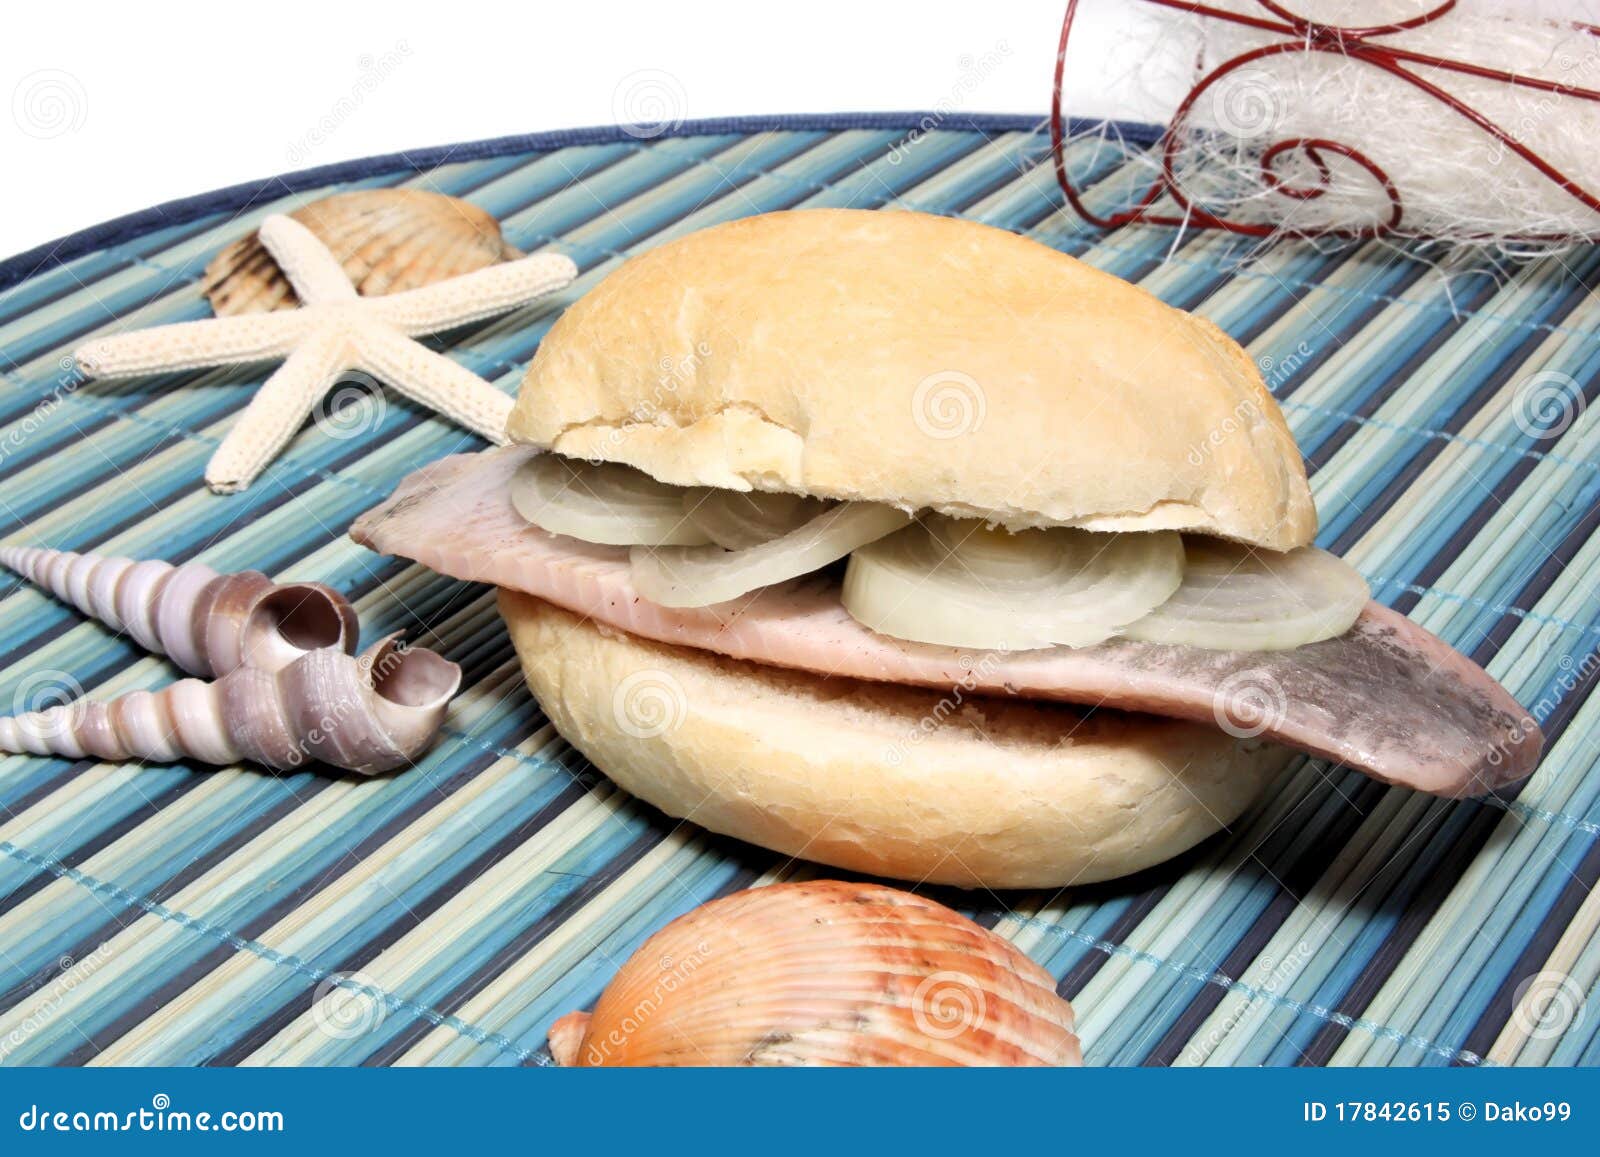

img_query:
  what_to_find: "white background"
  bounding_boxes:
[0,0,1166,258]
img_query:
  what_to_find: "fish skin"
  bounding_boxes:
[350,446,1542,798]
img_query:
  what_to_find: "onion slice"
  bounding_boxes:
[510,455,711,546]
[1123,538,1369,650]
[630,503,910,608]
[682,488,835,549]
[842,516,1184,651]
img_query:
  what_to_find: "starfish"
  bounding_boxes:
[73,214,577,493]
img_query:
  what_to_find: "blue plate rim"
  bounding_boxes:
[0,111,1163,293]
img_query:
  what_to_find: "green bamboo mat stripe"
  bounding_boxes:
[0,118,1596,1067]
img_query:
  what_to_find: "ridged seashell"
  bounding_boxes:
[201,188,523,316]
[0,634,460,775]
[0,546,358,677]
[547,880,1081,1067]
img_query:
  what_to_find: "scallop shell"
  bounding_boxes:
[547,880,1081,1067]
[0,634,460,775]
[201,189,522,316]
[0,546,358,677]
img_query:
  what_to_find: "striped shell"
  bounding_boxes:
[0,546,357,677]
[0,634,459,775]
[201,189,521,316]
[547,880,1081,1067]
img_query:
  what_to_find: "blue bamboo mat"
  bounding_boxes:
[0,113,1596,1068]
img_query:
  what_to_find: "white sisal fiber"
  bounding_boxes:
[1076,0,1600,248]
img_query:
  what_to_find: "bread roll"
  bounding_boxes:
[510,209,1314,549]
[501,591,1294,888]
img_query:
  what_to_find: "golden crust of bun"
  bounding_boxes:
[501,590,1293,889]
[510,208,1315,549]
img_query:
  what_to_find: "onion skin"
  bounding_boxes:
[547,880,1081,1067]
[1123,540,1369,651]
[509,454,711,546]
[843,518,1182,650]
[683,488,833,549]
[629,503,909,608]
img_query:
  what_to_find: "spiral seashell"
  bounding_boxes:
[201,189,523,317]
[547,880,1081,1067]
[0,545,358,677]
[0,634,460,775]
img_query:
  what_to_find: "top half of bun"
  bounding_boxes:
[509,209,1315,549]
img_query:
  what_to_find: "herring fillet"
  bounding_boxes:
[350,447,1542,798]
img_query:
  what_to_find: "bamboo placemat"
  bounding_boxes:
[0,113,1595,1067]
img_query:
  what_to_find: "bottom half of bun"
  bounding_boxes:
[499,590,1295,889]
